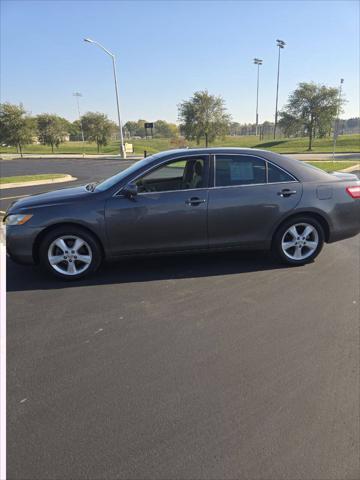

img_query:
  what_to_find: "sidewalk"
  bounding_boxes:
[0,154,142,161]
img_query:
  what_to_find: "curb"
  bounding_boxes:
[0,174,77,190]
[339,164,360,172]
[0,154,142,161]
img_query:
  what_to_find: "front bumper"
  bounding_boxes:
[5,224,40,265]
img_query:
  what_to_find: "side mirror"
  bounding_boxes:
[122,182,138,198]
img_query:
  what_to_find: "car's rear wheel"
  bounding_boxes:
[39,226,102,280]
[273,216,324,265]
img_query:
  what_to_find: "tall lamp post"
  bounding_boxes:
[83,38,126,158]
[73,92,85,155]
[332,78,344,161]
[274,39,286,139]
[253,58,263,137]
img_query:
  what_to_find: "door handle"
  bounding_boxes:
[185,197,207,206]
[278,189,297,198]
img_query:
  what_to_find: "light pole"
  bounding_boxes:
[332,78,344,161]
[253,58,263,137]
[73,92,85,155]
[274,39,286,139]
[83,38,126,158]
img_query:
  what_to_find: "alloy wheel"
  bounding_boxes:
[47,235,93,276]
[281,223,319,261]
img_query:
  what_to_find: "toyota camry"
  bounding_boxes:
[4,148,360,280]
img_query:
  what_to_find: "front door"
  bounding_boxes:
[105,155,210,256]
[208,154,303,248]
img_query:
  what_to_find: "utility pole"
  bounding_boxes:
[84,38,126,158]
[332,78,344,161]
[253,58,263,137]
[274,39,286,139]
[73,92,85,156]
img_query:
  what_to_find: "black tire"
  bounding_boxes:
[272,216,325,266]
[39,225,102,280]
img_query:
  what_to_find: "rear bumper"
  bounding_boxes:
[328,227,360,243]
[327,200,360,243]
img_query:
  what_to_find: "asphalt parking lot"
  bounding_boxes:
[0,157,135,212]
[3,157,360,479]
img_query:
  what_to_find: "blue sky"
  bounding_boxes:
[1,0,359,124]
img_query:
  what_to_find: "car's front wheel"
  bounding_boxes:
[39,226,102,280]
[273,216,325,265]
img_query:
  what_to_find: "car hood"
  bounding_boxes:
[7,185,93,212]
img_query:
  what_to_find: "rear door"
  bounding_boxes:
[105,155,210,255]
[208,154,302,248]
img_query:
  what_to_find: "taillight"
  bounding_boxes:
[346,186,360,199]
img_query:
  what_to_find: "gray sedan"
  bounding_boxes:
[4,148,360,280]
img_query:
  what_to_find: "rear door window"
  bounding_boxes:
[215,155,266,187]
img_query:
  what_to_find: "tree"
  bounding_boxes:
[280,82,341,150]
[229,122,241,136]
[0,103,34,157]
[81,112,116,152]
[178,90,231,147]
[123,119,147,138]
[154,120,178,138]
[315,110,334,138]
[68,120,82,140]
[124,119,179,139]
[278,112,303,137]
[134,119,147,137]
[36,114,69,152]
[123,121,138,137]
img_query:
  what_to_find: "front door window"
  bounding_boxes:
[136,157,208,193]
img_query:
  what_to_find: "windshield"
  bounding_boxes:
[95,153,164,192]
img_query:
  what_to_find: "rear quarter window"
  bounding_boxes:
[267,163,295,183]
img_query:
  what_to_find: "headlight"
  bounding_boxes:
[4,214,33,226]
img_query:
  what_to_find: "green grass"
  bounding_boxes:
[0,173,66,184]
[130,134,360,155]
[1,134,359,155]
[305,161,359,172]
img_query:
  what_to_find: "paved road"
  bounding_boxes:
[0,157,134,212]
[7,237,360,479]
[4,155,360,479]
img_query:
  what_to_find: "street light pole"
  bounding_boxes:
[83,38,126,159]
[332,78,344,161]
[274,39,286,139]
[73,92,85,156]
[253,58,263,137]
